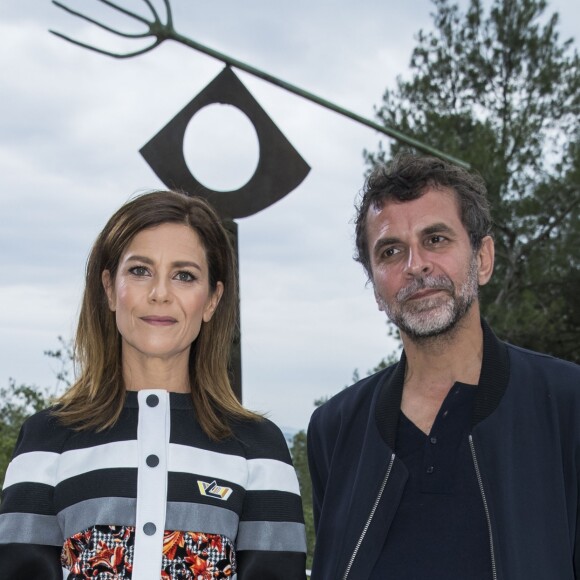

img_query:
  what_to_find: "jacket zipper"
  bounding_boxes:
[342,453,396,580]
[469,435,498,580]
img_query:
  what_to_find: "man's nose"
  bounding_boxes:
[404,246,433,277]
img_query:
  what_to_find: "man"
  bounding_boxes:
[307,154,580,579]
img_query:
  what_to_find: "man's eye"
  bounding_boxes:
[175,271,195,282]
[129,266,149,276]
[429,235,445,244]
[383,247,399,258]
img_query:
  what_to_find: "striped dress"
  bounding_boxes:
[0,390,307,579]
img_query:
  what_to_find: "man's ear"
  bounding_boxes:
[102,270,116,311]
[477,236,495,286]
[203,281,224,323]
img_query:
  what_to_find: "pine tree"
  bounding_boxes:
[365,0,580,361]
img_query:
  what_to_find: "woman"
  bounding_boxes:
[0,191,307,579]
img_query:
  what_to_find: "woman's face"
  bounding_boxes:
[102,222,223,366]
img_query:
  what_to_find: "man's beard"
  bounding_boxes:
[376,256,480,341]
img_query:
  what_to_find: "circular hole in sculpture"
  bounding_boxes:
[183,104,259,192]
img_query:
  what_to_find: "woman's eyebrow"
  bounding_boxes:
[125,255,202,271]
[125,255,154,265]
[172,260,202,271]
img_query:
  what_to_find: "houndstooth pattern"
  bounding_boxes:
[61,525,236,579]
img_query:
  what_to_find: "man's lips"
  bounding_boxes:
[140,316,177,326]
[406,288,446,301]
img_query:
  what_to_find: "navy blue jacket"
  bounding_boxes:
[308,321,580,579]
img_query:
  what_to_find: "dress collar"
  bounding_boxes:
[124,390,194,409]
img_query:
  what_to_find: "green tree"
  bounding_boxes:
[365,0,580,361]
[0,380,52,485]
[0,337,73,486]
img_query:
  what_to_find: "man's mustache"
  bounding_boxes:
[397,275,455,302]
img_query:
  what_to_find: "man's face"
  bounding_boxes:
[366,187,494,341]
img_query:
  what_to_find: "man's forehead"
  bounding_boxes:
[367,185,461,217]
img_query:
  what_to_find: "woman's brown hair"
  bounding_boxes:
[55,190,260,439]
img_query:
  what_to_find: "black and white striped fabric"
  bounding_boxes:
[0,390,307,579]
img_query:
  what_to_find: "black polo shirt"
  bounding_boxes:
[371,382,493,578]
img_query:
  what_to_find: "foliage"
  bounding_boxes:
[365,0,580,361]
[43,335,75,390]
[0,380,53,486]
[290,430,315,570]
[0,337,73,487]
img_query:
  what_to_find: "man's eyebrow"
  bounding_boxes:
[372,223,458,254]
[373,237,401,254]
[422,223,456,236]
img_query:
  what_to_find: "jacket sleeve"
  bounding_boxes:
[576,460,580,578]
[0,410,65,578]
[576,508,580,579]
[234,419,307,579]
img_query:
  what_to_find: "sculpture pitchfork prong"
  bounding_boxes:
[50,0,471,168]
[50,0,173,59]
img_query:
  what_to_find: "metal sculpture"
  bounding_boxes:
[50,0,470,168]
[140,66,310,220]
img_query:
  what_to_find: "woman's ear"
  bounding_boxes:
[203,281,224,323]
[102,270,116,311]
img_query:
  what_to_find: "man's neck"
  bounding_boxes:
[399,307,484,434]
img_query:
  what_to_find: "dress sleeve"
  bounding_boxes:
[0,410,65,577]
[234,419,307,579]
[307,407,328,533]
[0,544,63,579]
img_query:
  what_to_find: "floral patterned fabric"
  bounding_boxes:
[61,525,236,579]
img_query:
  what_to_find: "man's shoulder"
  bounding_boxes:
[310,363,397,429]
[505,342,580,395]
[506,342,579,375]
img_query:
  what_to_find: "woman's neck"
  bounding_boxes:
[121,349,191,393]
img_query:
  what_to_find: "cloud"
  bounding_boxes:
[1,0,577,431]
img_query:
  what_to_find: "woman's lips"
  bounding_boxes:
[140,316,177,326]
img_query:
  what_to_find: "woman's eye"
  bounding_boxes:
[129,266,149,276]
[175,271,195,282]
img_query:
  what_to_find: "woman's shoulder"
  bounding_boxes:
[229,417,292,463]
[13,407,71,456]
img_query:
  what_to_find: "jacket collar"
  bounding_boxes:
[375,318,510,448]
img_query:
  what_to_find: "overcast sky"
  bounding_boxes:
[1,0,578,432]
